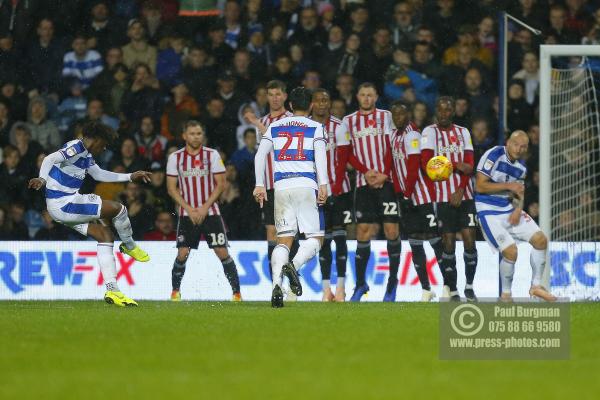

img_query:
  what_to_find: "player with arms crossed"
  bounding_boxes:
[253,87,328,308]
[166,121,241,301]
[389,101,444,302]
[311,88,352,302]
[475,131,556,301]
[28,121,150,307]
[340,82,401,302]
[421,96,478,301]
[245,80,294,276]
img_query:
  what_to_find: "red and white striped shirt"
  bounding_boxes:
[259,110,293,190]
[324,115,351,194]
[166,146,226,216]
[391,124,434,205]
[343,108,394,188]
[420,124,474,202]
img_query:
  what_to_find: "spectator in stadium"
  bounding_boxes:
[232,48,259,97]
[477,15,497,54]
[302,70,322,90]
[242,0,268,33]
[26,96,62,152]
[156,34,185,88]
[56,79,87,133]
[219,163,245,239]
[346,4,371,45]
[5,201,29,240]
[70,99,119,140]
[247,85,268,119]
[87,47,125,103]
[463,67,493,120]
[289,6,326,62]
[270,54,295,90]
[390,1,418,49]
[0,0,36,47]
[62,33,104,90]
[507,28,536,76]
[443,24,493,69]
[471,117,494,165]
[140,0,171,47]
[358,26,394,91]
[0,32,22,84]
[412,40,442,80]
[160,81,200,141]
[582,8,600,45]
[221,0,245,50]
[23,151,48,212]
[121,63,163,124]
[330,98,346,120]
[0,80,27,121]
[98,63,130,119]
[143,211,176,241]
[0,205,11,239]
[24,18,64,96]
[207,21,234,67]
[135,116,167,163]
[512,51,540,106]
[564,0,590,37]
[9,122,42,176]
[83,0,125,55]
[546,4,579,44]
[246,26,268,72]
[319,25,345,87]
[289,43,311,82]
[411,100,430,131]
[509,0,547,34]
[424,0,464,50]
[202,97,237,156]
[147,161,172,212]
[230,127,257,178]
[507,79,533,132]
[0,99,12,147]
[439,45,489,96]
[453,95,471,127]
[0,144,27,206]
[119,181,155,239]
[236,104,256,149]
[335,73,358,112]
[111,136,149,174]
[265,23,288,66]
[182,46,217,105]
[216,72,248,124]
[526,123,540,169]
[34,210,72,240]
[121,19,158,73]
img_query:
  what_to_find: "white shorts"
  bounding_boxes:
[477,210,540,252]
[46,192,103,235]
[274,187,325,238]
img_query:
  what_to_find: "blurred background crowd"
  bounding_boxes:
[1,0,598,240]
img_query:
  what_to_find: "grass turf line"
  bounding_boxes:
[1,301,599,400]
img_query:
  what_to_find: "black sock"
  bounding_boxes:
[441,252,458,292]
[387,236,402,282]
[409,239,430,290]
[319,237,333,280]
[221,256,241,294]
[333,230,348,278]
[355,241,371,286]
[464,249,478,286]
[172,258,187,291]
[429,237,446,285]
[289,236,300,260]
[267,240,276,279]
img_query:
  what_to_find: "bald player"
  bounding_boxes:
[474,130,556,301]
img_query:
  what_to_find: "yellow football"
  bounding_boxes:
[426,155,453,182]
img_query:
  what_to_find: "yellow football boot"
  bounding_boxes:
[232,292,242,302]
[119,243,150,262]
[104,291,138,307]
[171,290,181,302]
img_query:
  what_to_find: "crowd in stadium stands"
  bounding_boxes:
[0,0,598,241]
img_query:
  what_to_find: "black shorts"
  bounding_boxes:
[436,199,478,233]
[261,189,275,226]
[324,191,354,231]
[399,199,438,237]
[176,215,229,249]
[354,182,399,224]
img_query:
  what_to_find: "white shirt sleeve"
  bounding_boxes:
[420,126,436,151]
[314,138,328,186]
[254,130,273,187]
[166,152,178,176]
[384,111,394,135]
[462,127,474,152]
[336,120,351,146]
[210,151,226,174]
[87,164,131,182]
[404,130,422,156]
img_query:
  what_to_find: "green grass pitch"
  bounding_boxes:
[1,301,599,400]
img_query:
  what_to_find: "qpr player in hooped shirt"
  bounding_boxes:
[474,130,556,302]
[253,87,329,308]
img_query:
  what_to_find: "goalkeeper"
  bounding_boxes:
[474,130,556,301]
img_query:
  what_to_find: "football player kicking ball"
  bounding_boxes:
[166,121,241,301]
[475,131,556,301]
[389,101,444,302]
[254,87,328,308]
[311,88,352,302]
[28,121,150,307]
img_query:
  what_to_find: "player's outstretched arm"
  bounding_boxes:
[28,151,65,190]
[87,164,151,183]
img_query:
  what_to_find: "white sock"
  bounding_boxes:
[112,205,136,250]
[292,237,321,271]
[530,248,546,287]
[271,244,289,288]
[500,257,515,295]
[337,276,345,289]
[98,243,119,292]
[322,280,331,290]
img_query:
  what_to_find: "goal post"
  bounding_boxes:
[539,45,600,290]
